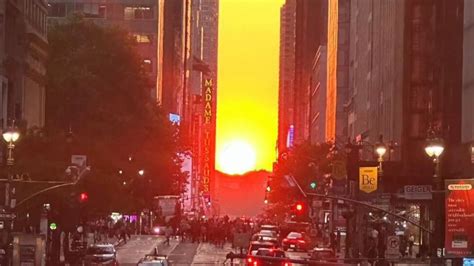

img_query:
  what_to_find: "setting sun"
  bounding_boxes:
[217,140,257,175]
[217,0,283,172]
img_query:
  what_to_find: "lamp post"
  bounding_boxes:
[3,127,20,166]
[424,134,444,258]
[424,136,444,189]
[2,126,20,209]
[374,135,387,176]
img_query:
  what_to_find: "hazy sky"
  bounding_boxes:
[216,0,284,172]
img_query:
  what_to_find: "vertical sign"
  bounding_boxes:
[445,179,474,257]
[201,78,215,198]
[359,167,378,193]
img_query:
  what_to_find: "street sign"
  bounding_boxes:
[359,167,378,193]
[404,185,432,200]
[71,155,87,167]
[385,236,401,259]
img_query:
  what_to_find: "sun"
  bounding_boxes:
[217,140,257,175]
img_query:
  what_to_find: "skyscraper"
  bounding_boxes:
[185,0,219,213]
[48,0,165,103]
[325,0,349,143]
[278,0,296,153]
[1,0,48,129]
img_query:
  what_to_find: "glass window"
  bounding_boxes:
[133,34,153,44]
[82,3,106,18]
[124,6,153,20]
[49,3,66,17]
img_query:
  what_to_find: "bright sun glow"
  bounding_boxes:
[217,140,257,175]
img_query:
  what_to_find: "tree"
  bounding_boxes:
[267,142,332,218]
[11,17,187,214]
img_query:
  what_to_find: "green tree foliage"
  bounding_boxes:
[267,142,332,218]
[11,18,187,214]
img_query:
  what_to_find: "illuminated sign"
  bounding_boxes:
[286,125,294,148]
[359,167,378,193]
[202,78,213,194]
[169,113,181,125]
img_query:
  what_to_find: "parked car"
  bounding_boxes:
[84,244,118,265]
[281,232,310,251]
[247,248,290,266]
[309,247,337,262]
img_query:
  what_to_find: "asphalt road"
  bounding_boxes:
[167,242,200,265]
[116,235,164,265]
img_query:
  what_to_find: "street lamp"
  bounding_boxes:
[374,135,387,175]
[3,127,20,166]
[424,136,444,188]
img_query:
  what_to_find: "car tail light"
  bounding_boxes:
[248,257,253,263]
[297,240,305,244]
[283,262,291,266]
[282,238,288,242]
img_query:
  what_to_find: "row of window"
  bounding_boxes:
[48,3,154,20]
[25,0,48,36]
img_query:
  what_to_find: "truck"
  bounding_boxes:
[153,195,180,223]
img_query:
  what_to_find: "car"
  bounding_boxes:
[309,247,337,262]
[260,224,279,232]
[248,241,278,256]
[259,230,278,238]
[247,248,291,266]
[281,232,310,252]
[137,248,170,266]
[83,244,118,265]
[251,234,280,247]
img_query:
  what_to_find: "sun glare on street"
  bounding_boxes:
[217,140,257,175]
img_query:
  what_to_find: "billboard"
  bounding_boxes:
[445,179,474,257]
[359,167,378,193]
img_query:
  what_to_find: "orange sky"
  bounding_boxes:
[216,0,284,172]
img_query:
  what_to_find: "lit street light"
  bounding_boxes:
[424,132,444,257]
[2,126,20,166]
[425,135,444,187]
[138,169,145,176]
[374,135,387,175]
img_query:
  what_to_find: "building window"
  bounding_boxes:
[77,3,106,18]
[143,59,152,72]
[49,3,66,17]
[133,34,153,44]
[124,6,153,20]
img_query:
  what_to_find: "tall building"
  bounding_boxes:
[325,0,349,143]
[293,0,326,145]
[161,0,186,119]
[1,0,48,129]
[309,45,326,144]
[347,0,404,158]
[278,0,296,153]
[463,0,474,143]
[48,0,165,102]
[185,0,219,213]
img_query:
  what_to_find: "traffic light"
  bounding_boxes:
[296,203,303,211]
[79,192,89,203]
[310,181,317,190]
[49,222,58,231]
[266,183,271,192]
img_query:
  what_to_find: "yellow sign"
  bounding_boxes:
[359,167,378,193]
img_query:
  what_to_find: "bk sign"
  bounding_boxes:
[359,167,378,193]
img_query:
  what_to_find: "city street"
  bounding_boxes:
[116,235,170,265]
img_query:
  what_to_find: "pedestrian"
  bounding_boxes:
[165,225,172,246]
[408,234,415,257]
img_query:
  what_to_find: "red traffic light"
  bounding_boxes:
[79,192,89,202]
[296,203,303,211]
